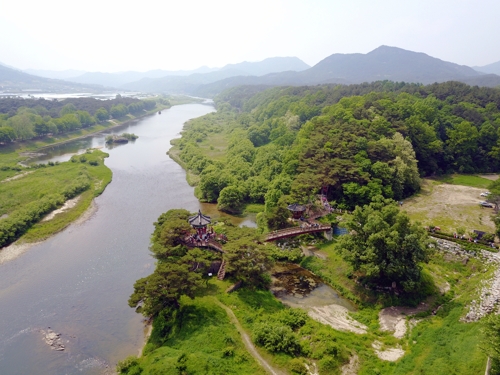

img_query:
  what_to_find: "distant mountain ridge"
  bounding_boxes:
[2,48,499,96]
[474,60,500,75]
[24,69,86,80]
[65,57,310,88]
[121,46,499,96]
[0,64,105,93]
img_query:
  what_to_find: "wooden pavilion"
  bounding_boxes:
[287,203,306,219]
[188,210,211,236]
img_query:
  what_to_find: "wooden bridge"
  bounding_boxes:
[265,224,332,242]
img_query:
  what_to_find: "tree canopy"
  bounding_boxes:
[336,196,432,292]
[174,81,500,217]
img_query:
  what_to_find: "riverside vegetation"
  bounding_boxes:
[121,81,500,374]
[0,95,184,249]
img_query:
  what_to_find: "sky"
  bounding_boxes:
[0,0,499,73]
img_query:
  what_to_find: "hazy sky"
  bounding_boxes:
[1,0,499,72]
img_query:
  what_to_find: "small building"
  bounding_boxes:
[188,210,211,236]
[287,203,306,219]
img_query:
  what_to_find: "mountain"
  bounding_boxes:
[123,46,495,96]
[474,60,500,75]
[297,45,483,85]
[120,57,310,92]
[0,64,105,93]
[0,61,21,71]
[66,66,219,87]
[24,69,86,80]
[219,57,310,76]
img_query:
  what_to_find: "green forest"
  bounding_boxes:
[117,81,500,375]
[171,81,500,223]
[0,96,163,143]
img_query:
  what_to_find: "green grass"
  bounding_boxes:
[197,132,229,161]
[0,149,112,245]
[436,174,493,189]
[393,305,485,375]
[133,295,267,375]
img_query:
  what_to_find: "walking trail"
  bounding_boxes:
[212,298,287,375]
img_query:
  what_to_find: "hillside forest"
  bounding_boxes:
[172,81,500,223]
[0,96,164,143]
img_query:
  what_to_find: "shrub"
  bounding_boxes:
[252,321,301,354]
[116,356,141,374]
[275,308,308,330]
[289,358,307,374]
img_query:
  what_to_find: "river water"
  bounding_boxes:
[0,103,249,374]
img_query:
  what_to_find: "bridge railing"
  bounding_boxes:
[265,225,331,241]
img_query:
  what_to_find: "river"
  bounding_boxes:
[0,103,249,374]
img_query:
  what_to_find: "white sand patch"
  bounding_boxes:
[1,171,33,183]
[372,340,405,361]
[42,196,81,221]
[304,362,319,375]
[379,304,427,338]
[341,354,359,375]
[308,304,367,334]
[0,241,41,265]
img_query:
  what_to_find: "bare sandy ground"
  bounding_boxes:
[308,305,367,334]
[42,196,81,221]
[404,181,496,233]
[0,241,43,265]
[341,354,359,375]
[372,340,405,361]
[379,304,428,339]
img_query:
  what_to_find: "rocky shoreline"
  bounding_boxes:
[433,237,500,321]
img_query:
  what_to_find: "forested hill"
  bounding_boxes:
[173,81,500,219]
[0,64,104,92]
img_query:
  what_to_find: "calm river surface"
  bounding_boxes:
[0,103,251,374]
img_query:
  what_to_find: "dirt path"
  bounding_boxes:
[212,298,287,375]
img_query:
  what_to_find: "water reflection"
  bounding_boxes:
[0,103,255,375]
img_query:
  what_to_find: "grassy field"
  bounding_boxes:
[121,244,491,375]
[434,174,495,189]
[299,238,490,375]
[0,150,112,246]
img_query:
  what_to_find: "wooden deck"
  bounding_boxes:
[182,238,224,252]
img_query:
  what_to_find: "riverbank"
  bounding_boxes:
[0,103,218,375]
[14,105,171,162]
[0,149,111,253]
[0,198,99,265]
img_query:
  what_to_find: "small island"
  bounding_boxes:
[105,133,139,144]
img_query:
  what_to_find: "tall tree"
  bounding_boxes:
[337,196,431,291]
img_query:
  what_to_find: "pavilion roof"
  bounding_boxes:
[287,203,306,212]
[188,210,211,227]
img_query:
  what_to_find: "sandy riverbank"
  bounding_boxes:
[0,199,98,265]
